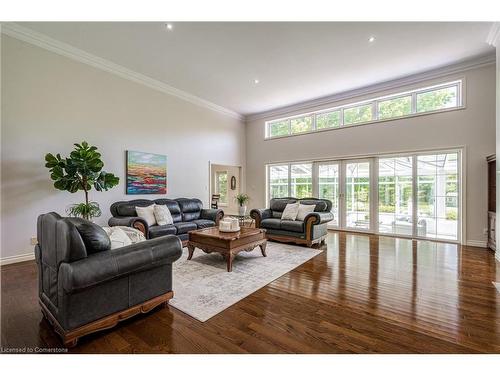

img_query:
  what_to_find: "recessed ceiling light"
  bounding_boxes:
[166,23,173,31]
[254,79,260,84]
[368,36,376,43]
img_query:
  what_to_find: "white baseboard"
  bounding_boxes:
[0,252,35,266]
[465,240,488,248]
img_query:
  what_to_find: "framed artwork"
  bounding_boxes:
[126,151,167,194]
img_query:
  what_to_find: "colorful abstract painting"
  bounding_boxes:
[126,151,167,194]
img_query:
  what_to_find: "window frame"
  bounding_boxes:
[414,82,460,114]
[265,79,464,139]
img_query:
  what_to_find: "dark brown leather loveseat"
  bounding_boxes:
[250,197,334,247]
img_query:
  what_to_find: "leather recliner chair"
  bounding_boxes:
[35,212,182,347]
[250,198,334,247]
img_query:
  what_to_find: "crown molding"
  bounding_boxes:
[245,52,496,122]
[1,23,244,121]
[486,22,500,46]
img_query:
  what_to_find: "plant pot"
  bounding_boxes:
[238,205,247,216]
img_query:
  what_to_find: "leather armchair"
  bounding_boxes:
[35,212,182,347]
[251,198,334,247]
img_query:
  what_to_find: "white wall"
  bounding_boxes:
[245,65,496,246]
[0,35,246,259]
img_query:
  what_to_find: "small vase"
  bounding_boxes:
[238,205,247,216]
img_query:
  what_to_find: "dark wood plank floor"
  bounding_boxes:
[1,231,499,353]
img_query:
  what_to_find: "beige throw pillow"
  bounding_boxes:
[135,205,156,226]
[154,204,173,225]
[116,226,146,243]
[102,227,133,249]
[281,202,300,221]
[296,204,316,221]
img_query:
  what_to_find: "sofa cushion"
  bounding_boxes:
[177,198,203,221]
[154,199,182,223]
[281,220,305,233]
[154,204,173,225]
[183,211,201,222]
[281,203,300,220]
[299,199,330,212]
[272,211,283,219]
[114,199,154,217]
[68,218,111,254]
[296,204,316,221]
[192,219,215,229]
[149,224,177,238]
[102,227,132,249]
[270,198,297,212]
[261,218,281,230]
[135,205,156,226]
[174,222,197,234]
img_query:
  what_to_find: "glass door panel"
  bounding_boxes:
[318,163,340,227]
[290,163,313,198]
[269,165,289,199]
[345,161,371,230]
[417,152,459,240]
[378,157,413,235]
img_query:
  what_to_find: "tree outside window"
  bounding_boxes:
[216,171,228,204]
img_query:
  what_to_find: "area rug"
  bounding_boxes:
[169,241,322,322]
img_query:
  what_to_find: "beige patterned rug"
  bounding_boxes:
[169,241,322,322]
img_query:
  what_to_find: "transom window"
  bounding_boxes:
[266,80,462,139]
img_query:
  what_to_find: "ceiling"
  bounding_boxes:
[18,22,495,116]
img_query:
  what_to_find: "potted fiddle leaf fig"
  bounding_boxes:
[45,141,119,220]
[235,193,250,216]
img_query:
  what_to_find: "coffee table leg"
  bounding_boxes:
[226,253,234,272]
[259,240,267,257]
[187,244,195,260]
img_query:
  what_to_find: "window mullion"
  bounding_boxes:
[411,92,417,114]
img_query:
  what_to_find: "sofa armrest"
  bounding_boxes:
[250,208,272,228]
[303,211,334,225]
[58,235,182,294]
[108,216,148,237]
[200,209,224,224]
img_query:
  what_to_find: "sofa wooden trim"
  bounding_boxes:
[40,291,174,347]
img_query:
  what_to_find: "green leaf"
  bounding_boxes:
[45,142,118,198]
[54,179,67,190]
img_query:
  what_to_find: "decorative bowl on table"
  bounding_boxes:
[219,218,240,232]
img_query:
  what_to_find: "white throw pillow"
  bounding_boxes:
[102,227,133,249]
[115,226,146,244]
[135,205,156,226]
[281,202,300,221]
[154,204,173,225]
[296,204,316,221]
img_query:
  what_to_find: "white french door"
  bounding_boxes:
[268,149,461,242]
[316,162,340,227]
[343,159,375,231]
[315,158,375,232]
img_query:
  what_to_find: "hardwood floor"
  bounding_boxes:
[1,231,499,353]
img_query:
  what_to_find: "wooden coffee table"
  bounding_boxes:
[187,227,267,272]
